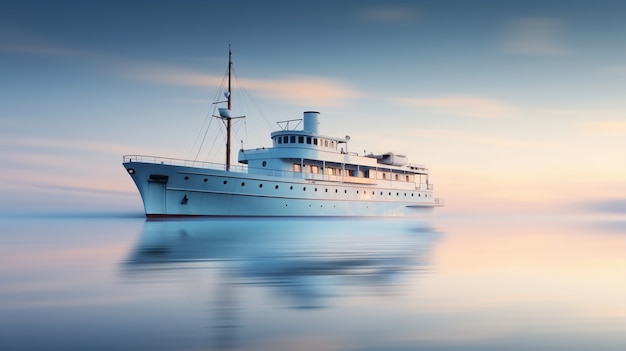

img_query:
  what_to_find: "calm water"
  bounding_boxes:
[1,213,624,351]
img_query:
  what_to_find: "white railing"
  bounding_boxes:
[123,155,248,173]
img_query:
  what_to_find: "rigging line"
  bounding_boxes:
[194,67,229,161]
[188,107,212,160]
[205,118,226,162]
[233,66,274,133]
[230,66,252,149]
[193,116,213,162]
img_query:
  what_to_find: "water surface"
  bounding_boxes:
[1,214,624,350]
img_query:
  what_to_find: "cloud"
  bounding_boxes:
[604,66,626,75]
[128,64,361,107]
[1,28,361,108]
[579,120,626,135]
[244,76,360,107]
[0,43,81,57]
[397,95,514,119]
[3,136,145,156]
[357,5,421,24]
[400,128,554,149]
[0,26,84,57]
[502,18,571,56]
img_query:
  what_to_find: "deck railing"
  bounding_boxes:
[123,155,248,172]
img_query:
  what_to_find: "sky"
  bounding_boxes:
[1,0,625,215]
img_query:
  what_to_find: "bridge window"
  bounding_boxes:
[298,136,304,143]
[306,137,312,144]
[290,135,296,143]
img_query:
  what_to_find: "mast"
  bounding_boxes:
[215,45,244,172]
[226,46,232,171]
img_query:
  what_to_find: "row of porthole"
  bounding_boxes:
[185,176,432,198]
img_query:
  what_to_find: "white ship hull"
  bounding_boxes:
[123,160,440,218]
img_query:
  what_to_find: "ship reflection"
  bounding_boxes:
[125,218,439,303]
[122,218,440,349]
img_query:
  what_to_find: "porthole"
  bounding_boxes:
[315,188,318,192]
[127,168,135,174]
[419,193,421,197]
[356,190,359,194]
[325,188,328,193]
[290,186,293,190]
[259,184,263,188]
[204,178,208,182]
[411,193,414,197]
[223,180,227,184]
[335,189,338,193]
[275,185,279,189]
[389,192,392,196]
[344,189,347,194]
[241,182,245,186]
[303,187,306,191]
[184,176,189,180]
[262,161,267,167]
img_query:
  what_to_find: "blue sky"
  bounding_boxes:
[1,0,625,214]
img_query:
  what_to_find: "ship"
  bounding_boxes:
[123,49,444,217]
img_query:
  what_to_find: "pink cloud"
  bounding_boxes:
[398,95,514,119]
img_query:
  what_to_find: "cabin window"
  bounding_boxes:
[406,175,410,182]
[293,163,301,172]
[311,165,319,174]
[395,174,399,181]
[283,136,288,143]
[326,167,334,175]
[313,138,318,145]
[331,141,335,148]
[382,173,387,180]
[306,137,312,144]
[347,169,356,177]
[298,136,304,143]
[290,135,296,143]
[324,140,328,147]
[277,137,282,144]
